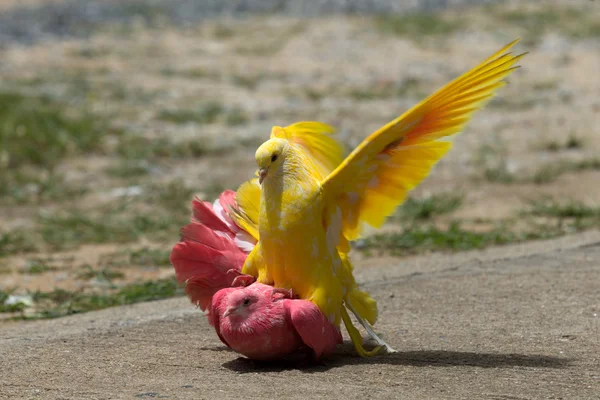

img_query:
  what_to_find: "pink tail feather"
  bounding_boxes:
[171,194,251,311]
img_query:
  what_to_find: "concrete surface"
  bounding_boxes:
[2,231,600,399]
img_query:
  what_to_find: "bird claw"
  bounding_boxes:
[231,273,255,287]
[271,287,294,300]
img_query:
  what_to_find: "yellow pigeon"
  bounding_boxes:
[229,39,525,356]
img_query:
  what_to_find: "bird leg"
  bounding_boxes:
[340,307,385,357]
[345,301,397,354]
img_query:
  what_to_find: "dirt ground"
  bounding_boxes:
[2,231,600,399]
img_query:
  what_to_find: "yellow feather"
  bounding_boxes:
[322,40,524,239]
[271,121,344,180]
[229,179,261,240]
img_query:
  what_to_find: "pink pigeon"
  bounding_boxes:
[209,283,342,361]
[170,191,343,360]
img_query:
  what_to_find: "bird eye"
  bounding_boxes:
[271,154,278,162]
[243,298,250,306]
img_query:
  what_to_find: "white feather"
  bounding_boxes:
[234,232,256,253]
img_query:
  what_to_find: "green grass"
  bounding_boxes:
[38,212,130,248]
[149,180,195,213]
[160,67,220,80]
[488,96,540,111]
[129,247,172,266]
[473,140,598,185]
[0,289,27,313]
[234,41,285,57]
[530,158,600,184]
[158,103,249,127]
[362,196,600,256]
[0,90,113,205]
[97,247,172,269]
[375,12,462,39]
[115,135,215,160]
[225,107,250,126]
[36,211,187,252]
[499,8,600,44]
[77,265,125,281]
[201,181,227,202]
[532,80,559,91]
[118,279,181,303]
[0,91,111,170]
[231,74,263,90]
[70,47,112,59]
[359,221,562,256]
[473,143,517,184]
[212,24,235,39]
[22,259,58,274]
[36,180,193,251]
[524,199,600,219]
[397,193,463,220]
[106,161,153,178]
[565,135,584,150]
[158,102,224,124]
[529,165,563,185]
[0,171,88,205]
[347,77,427,101]
[0,230,38,256]
[20,277,183,319]
[304,88,325,102]
[1,180,195,256]
[538,135,583,153]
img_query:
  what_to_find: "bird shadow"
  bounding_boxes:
[198,345,232,353]
[221,342,572,374]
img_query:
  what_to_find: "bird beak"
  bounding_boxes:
[223,306,236,318]
[258,168,268,184]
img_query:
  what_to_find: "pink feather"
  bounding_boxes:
[170,197,249,310]
[283,299,343,359]
[190,197,234,237]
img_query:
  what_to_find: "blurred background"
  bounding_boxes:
[0,0,598,320]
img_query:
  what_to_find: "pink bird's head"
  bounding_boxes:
[221,288,266,321]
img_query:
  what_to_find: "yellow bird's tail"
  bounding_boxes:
[339,252,393,356]
[340,253,378,325]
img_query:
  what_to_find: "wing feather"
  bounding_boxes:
[321,39,524,240]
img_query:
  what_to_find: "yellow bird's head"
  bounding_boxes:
[255,138,288,184]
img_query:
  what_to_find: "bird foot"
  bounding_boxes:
[271,287,294,300]
[230,272,255,287]
[341,307,390,358]
[345,301,397,354]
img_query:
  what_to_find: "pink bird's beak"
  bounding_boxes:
[223,306,236,318]
[258,168,268,184]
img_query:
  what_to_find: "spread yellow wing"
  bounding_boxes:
[321,39,525,240]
